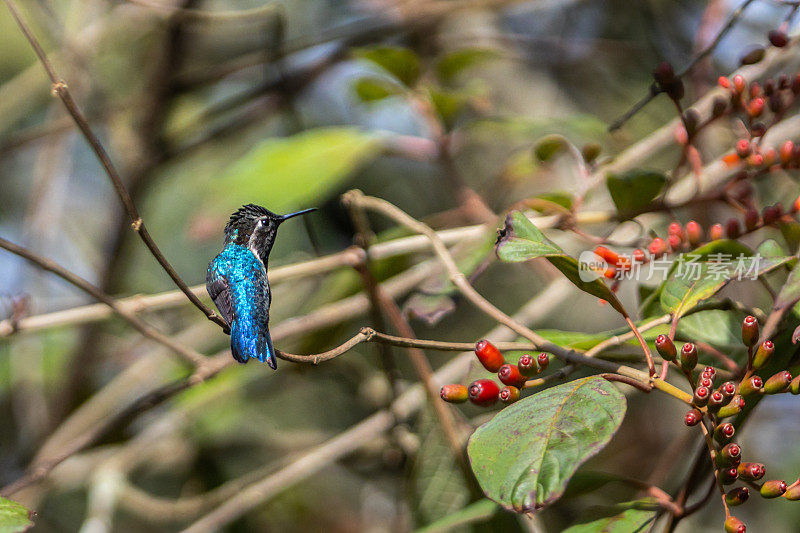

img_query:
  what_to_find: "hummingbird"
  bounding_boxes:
[206,204,315,368]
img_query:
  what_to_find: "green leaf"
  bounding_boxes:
[352,77,403,102]
[436,49,499,84]
[496,212,626,315]
[563,502,657,533]
[354,46,420,86]
[495,211,563,259]
[0,497,33,533]
[467,376,626,512]
[415,500,499,533]
[774,261,800,311]
[534,134,573,162]
[213,127,381,215]
[780,221,800,251]
[411,407,471,527]
[428,89,470,130]
[533,192,574,211]
[661,256,790,319]
[606,170,666,216]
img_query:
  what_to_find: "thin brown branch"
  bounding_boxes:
[3,0,228,330]
[0,235,206,366]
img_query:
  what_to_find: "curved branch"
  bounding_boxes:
[3,0,228,330]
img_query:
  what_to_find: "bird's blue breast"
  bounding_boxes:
[208,243,273,365]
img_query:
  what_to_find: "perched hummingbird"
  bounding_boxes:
[206,204,315,367]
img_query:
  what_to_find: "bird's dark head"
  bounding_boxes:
[224,204,315,261]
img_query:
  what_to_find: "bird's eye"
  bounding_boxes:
[258,219,268,227]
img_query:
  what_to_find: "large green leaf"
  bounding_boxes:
[0,497,33,533]
[563,501,658,533]
[467,377,626,512]
[496,212,626,315]
[661,256,790,320]
[606,170,666,216]
[415,500,499,533]
[354,46,420,86]
[411,407,471,527]
[213,127,381,215]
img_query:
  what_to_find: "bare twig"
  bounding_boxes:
[609,0,759,131]
[0,236,206,366]
[3,0,228,330]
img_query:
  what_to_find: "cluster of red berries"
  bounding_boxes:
[589,207,798,285]
[439,340,550,407]
[657,316,800,532]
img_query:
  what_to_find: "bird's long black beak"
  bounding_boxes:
[278,207,316,223]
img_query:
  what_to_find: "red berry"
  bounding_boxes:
[734,75,746,93]
[742,315,759,346]
[498,364,527,388]
[709,223,725,241]
[474,340,504,372]
[686,220,702,246]
[594,246,619,264]
[738,462,766,481]
[702,366,717,380]
[649,237,668,257]
[468,379,500,406]
[537,352,550,371]
[720,466,739,485]
[655,335,677,361]
[719,76,731,89]
[667,234,682,251]
[736,139,751,158]
[517,354,539,376]
[744,208,759,231]
[769,29,789,47]
[684,408,702,426]
[693,386,710,407]
[725,218,741,239]
[697,376,713,389]
[753,340,774,369]
[680,342,698,371]
[781,140,795,165]
[748,97,765,117]
[720,381,737,398]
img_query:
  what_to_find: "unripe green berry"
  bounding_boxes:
[499,385,520,405]
[655,335,677,361]
[680,342,698,372]
[717,395,745,418]
[440,384,468,403]
[752,340,774,369]
[760,479,787,498]
[517,354,539,377]
[742,316,759,347]
[724,516,746,533]
[791,375,800,395]
[783,482,800,500]
[738,375,763,396]
[725,487,750,507]
[764,371,792,394]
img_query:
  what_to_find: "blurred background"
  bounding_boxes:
[1,0,800,531]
